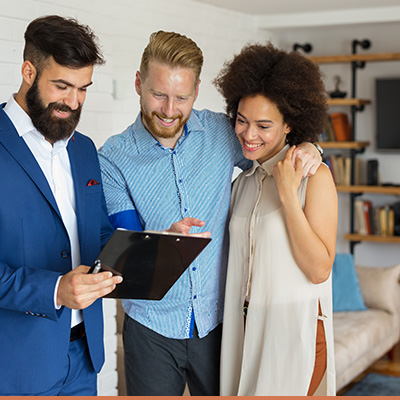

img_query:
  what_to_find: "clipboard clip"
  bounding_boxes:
[144,233,180,242]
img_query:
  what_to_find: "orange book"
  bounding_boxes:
[330,112,351,141]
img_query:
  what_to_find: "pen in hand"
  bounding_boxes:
[89,259,102,274]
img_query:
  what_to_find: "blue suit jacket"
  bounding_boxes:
[0,105,114,394]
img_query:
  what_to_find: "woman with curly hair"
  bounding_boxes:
[214,42,337,396]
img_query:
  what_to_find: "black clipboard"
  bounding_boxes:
[95,229,211,300]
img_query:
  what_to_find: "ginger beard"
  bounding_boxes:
[26,77,82,143]
[140,98,189,139]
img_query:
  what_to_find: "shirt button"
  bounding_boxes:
[61,250,70,259]
[178,179,183,184]
[193,295,197,300]
[192,267,197,271]
[184,208,188,212]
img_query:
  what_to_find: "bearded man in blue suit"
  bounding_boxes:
[0,15,122,395]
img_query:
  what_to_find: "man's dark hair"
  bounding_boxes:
[23,15,105,74]
[214,42,328,145]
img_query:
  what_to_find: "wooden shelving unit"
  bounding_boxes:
[313,46,400,252]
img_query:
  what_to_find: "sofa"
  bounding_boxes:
[115,263,400,395]
[333,263,400,392]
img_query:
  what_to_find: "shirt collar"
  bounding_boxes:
[130,110,205,153]
[245,144,290,177]
[3,94,72,150]
[4,94,36,138]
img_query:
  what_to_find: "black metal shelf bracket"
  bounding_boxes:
[351,147,366,155]
[351,39,372,100]
[292,42,313,53]
[352,39,371,53]
[355,105,365,113]
[348,39,372,254]
[350,240,361,253]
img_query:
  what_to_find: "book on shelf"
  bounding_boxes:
[363,200,373,235]
[372,207,381,236]
[320,115,336,142]
[380,206,388,236]
[355,199,368,235]
[355,200,398,236]
[388,207,395,236]
[343,157,351,186]
[330,154,344,185]
[324,154,360,185]
[330,112,351,141]
[378,205,395,237]
[380,205,396,236]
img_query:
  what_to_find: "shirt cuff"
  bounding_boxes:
[54,275,62,310]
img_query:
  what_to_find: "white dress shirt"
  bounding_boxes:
[4,94,83,327]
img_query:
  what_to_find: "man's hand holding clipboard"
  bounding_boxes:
[89,217,211,300]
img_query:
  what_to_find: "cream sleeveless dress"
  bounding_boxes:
[220,145,335,396]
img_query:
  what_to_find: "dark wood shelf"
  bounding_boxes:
[345,233,400,244]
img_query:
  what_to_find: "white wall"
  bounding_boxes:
[108,0,270,135]
[277,22,400,267]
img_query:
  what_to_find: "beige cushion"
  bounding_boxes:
[356,264,400,315]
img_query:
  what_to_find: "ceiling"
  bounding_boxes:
[192,0,400,16]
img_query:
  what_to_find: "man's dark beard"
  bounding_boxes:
[26,78,82,143]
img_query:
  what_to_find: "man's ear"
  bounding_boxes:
[135,71,142,95]
[21,61,37,87]
[194,79,201,101]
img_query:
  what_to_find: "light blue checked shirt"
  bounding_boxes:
[98,109,251,339]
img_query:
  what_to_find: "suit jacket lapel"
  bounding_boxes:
[0,107,61,218]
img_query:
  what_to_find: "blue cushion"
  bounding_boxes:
[332,253,368,312]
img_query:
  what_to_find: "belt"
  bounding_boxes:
[70,322,85,342]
